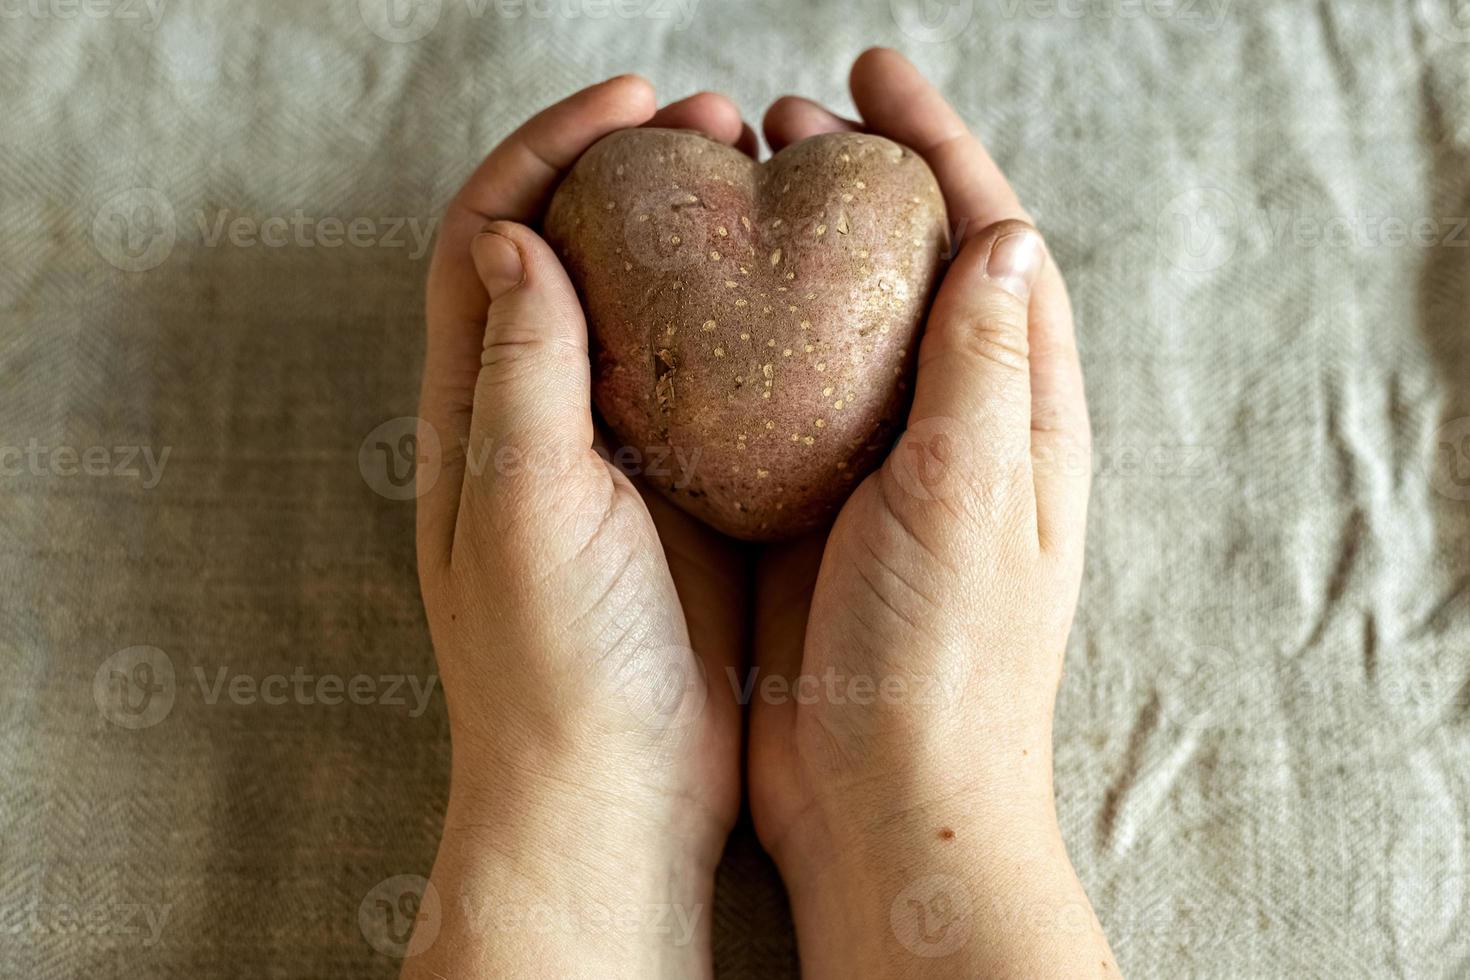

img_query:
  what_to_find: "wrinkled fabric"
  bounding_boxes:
[1,1,1468,977]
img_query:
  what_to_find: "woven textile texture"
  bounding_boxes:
[2,1,1469,977]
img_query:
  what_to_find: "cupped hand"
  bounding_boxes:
[748,49,1118,977]
[408,78,754,979]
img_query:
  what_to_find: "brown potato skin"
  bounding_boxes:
[545,127,947,541]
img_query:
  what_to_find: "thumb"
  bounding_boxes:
[465,220,594,482]
[905,220,1046,482]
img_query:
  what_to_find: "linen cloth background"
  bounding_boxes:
[3,0,1469,976]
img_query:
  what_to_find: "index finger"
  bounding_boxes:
[429,74,657,331]
[848,47,1029,238]
[849,48,1091,555]
[418,75,656,573]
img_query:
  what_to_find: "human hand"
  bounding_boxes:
[748,49,1118,977]
[407,78,756,979]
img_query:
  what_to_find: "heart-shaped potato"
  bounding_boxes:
[545,128,947,540]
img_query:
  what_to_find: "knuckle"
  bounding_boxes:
[478,327,584,387]
[961,306,1030,373]
[921,301,1030,376]
[481,322,550,364]
[876,453,1021,546]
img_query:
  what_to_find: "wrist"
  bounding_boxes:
[769,769,1062,887]
[446,745,731,871]
[761,727,1061,870]
[446,818,716,952]
[402,780,722,979]
[782,832,1108,980]
[768,782,1116,980]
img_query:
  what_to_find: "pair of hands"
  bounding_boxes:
[408,48,1115,979]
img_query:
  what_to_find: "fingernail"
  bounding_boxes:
[471,232,523,300]
[985,229,1044,301]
